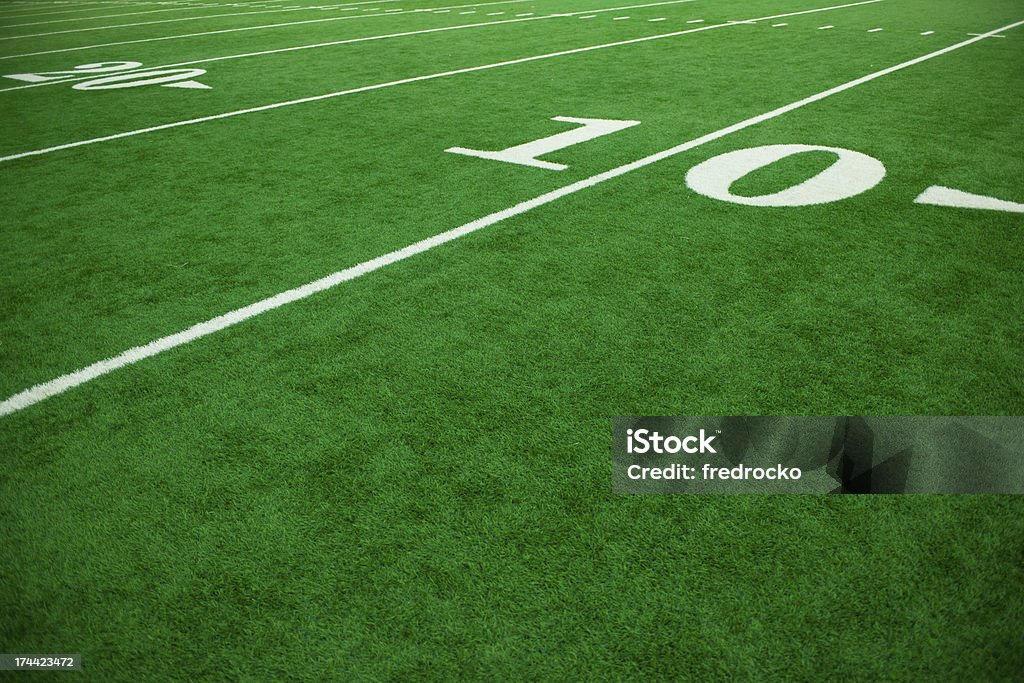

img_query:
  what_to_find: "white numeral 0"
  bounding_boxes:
[685,144,886,207]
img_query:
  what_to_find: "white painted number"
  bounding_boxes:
[446,116,640,171]
[3,61,211,91]
[685,144,887,206]
[4,61,142,83]
[73,68,211,91]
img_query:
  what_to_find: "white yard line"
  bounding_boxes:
[2,17,1018,418]
[0,1,881,159]
[0,0,396,40]
[0,4,263,27]
[0,3,163,19]
[0,0,540,59]
[0,0,698,92]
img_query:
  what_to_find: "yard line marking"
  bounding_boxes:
[648,17,665,21]
[867,27,882,32]
[0,2,286,26]
[0,0,703,90]
[3,17,1018,418]
[920,30,934,35]
[967,32,1005,38]
[579,15,595,18]
[0,0,396,40]
[772,22,787,26]
[613,16,629,20]
[818,24,833,29]
[0,2,882,156]
[0,3,165,20]
[686,18,702,22]
[0,0,545,59]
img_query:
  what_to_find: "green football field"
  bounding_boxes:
[1,0,1023,678]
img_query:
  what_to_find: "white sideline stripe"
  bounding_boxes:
[4,18,1020,418]
[0,0,540,58]
[0,3,278,27]
[0,3,165,19]
[0,2,880,159]
[0,1,701,92]
[0,0,396,39]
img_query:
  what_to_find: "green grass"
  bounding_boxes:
[2,0,1023,679]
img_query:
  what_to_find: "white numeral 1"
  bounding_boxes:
[446,116,640,171]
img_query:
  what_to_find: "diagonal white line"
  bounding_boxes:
[0,0,536,58]
[0,0,698,92]
[2,17,1020,418]
[0,3,273,27]
[0,1,882,162]
[0,0,396,39]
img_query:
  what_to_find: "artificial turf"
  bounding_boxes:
[1,0,1022,678]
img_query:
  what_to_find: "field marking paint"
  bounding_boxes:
[686,18,702,22]
[649,17,665,21]
[3,17,1020,418]
[447,116,642,170]
[0,2,286,27]
[818,24,833,29]
[0,3,178,20]
[0,0,542,60]
[685,144,886,205]
[0,1,705,92]
[772,22,787,26]
[0,0,882,139]
[967,32,1005,38]
[920,30,934,35]
[0,0,396,40]
[915,187,1024,213]
[868,27,882,32]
